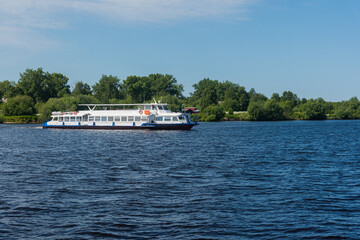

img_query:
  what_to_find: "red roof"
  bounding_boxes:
[183,107,200,113]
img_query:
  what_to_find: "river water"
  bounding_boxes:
[1,121,360,239]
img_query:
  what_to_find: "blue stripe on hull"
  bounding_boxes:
[42,123,196,130]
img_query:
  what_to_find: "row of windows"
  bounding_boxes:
[57,116,81,122]
[56,116,179,122]
[88,116,147,122]
[143,105,169,111]
[156,116,179,122]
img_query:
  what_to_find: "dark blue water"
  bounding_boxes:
[1,121,360,239]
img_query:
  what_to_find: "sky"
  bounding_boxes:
[0,0,359,101]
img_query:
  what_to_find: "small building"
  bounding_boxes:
[182,107,200,114]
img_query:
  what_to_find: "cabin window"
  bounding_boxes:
[89,116,94,122]
[59,117,63,122]
[83,115,88,121]
[108,116,114,121]
[145,106,151,110]
[141,116,148,121]
[76,116,81,122]
[121,116,127,121]
[128,116,134,121]
[70,116,76,122]
[64,117,69,122]
[158,106,164,110]
[164,106,169,110]
[172,117,178,121]
[164,117,171,121]
[53,117,58,121]
[179,115,183,120]
[135,116,141,121]
[95,116,101,122]
[156,116,163,121]
[115,116,120,121]
[101,116,107,121]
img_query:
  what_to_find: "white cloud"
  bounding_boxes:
[0,0,258,47]
[74,0,255,22]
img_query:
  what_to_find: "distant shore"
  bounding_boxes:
[0,115,40,124]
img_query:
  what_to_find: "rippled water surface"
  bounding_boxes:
[1,121,360,239]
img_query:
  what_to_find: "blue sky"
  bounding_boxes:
[0,0,359,101]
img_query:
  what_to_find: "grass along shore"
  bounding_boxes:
[0,115,40,124]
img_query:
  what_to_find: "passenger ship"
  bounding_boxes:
[42,102,198,130]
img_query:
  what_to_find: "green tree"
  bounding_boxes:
[199,87,218,110]
[247,100,266,121]
[221,81,249,111]
[238,93,250,111]
[248,88,256,98]
[334,105,351,119]
[0,80,18,101]
[300,98,308,104]
[300,99,326,120]
[17,68,70,102]
[191,78,219,110]
[316,97,333,114]
[333,97,360,119]
[148,74,183,98]
[271,93,281,102]
[200,105,225,121]
[48,72,71,98]
[223,98,239,112]
[122,75,149,102]
[247,99,285,121]
[72,81,92,96]
[264,99,285,120]
[250,91,268,102]
[279,101,294,119]
[2,95,35,116]
[281,91,299,107]
[92,75,122,103]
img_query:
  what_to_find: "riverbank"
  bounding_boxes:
[0,112,357,124]
[0,115,40,124]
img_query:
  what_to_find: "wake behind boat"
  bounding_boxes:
[42,101,198,130]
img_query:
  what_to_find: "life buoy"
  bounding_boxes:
[139,109,143,114]
[74,111,77,115]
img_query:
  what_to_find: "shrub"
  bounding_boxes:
[203,105,225,121]
[247,99,285,121]
[2,95,35,116]
[247,101,266,120]
[300,100,326,120]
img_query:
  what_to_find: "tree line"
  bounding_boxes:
[1,67,360,122]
